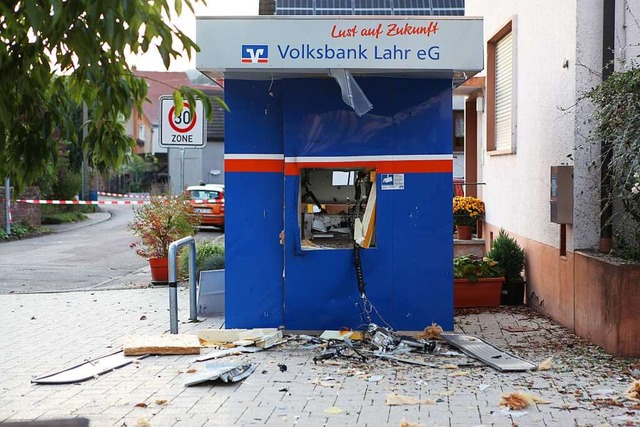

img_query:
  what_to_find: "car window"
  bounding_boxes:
[189,190,219,200]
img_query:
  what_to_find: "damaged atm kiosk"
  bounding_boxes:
[196,16,483,331]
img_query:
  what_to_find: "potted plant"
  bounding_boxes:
[453,196,485,240]
[486,229,526,305]
[128,191,200,283]
[453,255,505,308]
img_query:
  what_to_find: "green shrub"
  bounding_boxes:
[453,255,504,282]
[486,229,525,282]
[178,240,225,281]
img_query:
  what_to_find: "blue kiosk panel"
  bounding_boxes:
[224,80,285,328]
[225,77,453,331]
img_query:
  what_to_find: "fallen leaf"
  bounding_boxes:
[442,364,458,370]
[626,379,640,401]
[400,419,423,427]
[155,399,168,405]
[537,356,553,371]
[416,323,443,340]
[136,417,150,427]
[324,406,344,414]
[186,369,197,374]
[134,402,148,408]
[386,394,436,406]
[139,315,147,320]
[499,392,551,409]
[593,398,624,407]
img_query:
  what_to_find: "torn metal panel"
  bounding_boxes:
[440,332,537,372]
[184,363,257,387]
[32,351,147,384]
[193,346,263,363]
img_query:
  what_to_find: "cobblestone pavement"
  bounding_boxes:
[1,288,638,427]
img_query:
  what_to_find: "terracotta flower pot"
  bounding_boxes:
[456,225,473,240]
[454,277,504,308]
[148,257,169,283]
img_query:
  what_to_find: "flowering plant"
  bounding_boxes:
[453,196,485,227]
[454,255,504,282]
[128,192,200,259]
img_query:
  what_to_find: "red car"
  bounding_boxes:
[187,185,225,230]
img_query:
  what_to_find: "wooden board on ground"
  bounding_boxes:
[123,334,201,356]
[197,329,248,343]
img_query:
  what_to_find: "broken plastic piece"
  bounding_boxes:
[329,69,373,116]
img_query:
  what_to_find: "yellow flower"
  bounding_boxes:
[453,196,485,226]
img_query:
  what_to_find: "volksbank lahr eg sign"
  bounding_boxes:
[196,17,483,72]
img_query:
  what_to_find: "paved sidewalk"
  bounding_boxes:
[1,287,638,427]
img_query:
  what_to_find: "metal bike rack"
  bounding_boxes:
[168,236,197,334]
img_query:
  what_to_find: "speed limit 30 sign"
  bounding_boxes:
[159,96,206,148]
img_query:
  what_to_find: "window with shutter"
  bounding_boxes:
[487,19,515,154]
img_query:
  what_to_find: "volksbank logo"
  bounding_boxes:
[241,45,269,63]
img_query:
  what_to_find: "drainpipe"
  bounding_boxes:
[599,0,615,253]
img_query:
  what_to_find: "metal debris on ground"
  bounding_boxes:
[184,363,257,386]
[440,332,537,372]
[31,351,148,384]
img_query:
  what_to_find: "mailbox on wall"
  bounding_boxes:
[550,166,573,224]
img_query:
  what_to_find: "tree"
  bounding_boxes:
[0,0,213,193]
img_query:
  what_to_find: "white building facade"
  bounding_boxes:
[463,0,640,329]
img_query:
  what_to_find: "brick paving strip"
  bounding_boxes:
[0,288,638,426]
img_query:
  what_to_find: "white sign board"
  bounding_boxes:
[381,174,404,190]
[196,17,483,73]
[159,96,206,148]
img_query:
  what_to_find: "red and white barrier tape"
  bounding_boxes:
[16,199,150,205]
[16,199,221,205]
[97,191,149,198]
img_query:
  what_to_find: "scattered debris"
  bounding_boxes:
[139,315,147,320]
[122,334,201,356]
[537,356,553,371]
[311,378,339,387]
[31,351,147,384]
[323,406,344,414]
[626,379,640,401]
[184,363,257,386]
[386,393,435,406]
[155,399,168,405]
[502,325,539,332]
[278,363,288,372]
[134,402,148,408]
[499,392,551,409]
[367,375,384,382]
[136,417,150,427]
[478,384,491,391]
